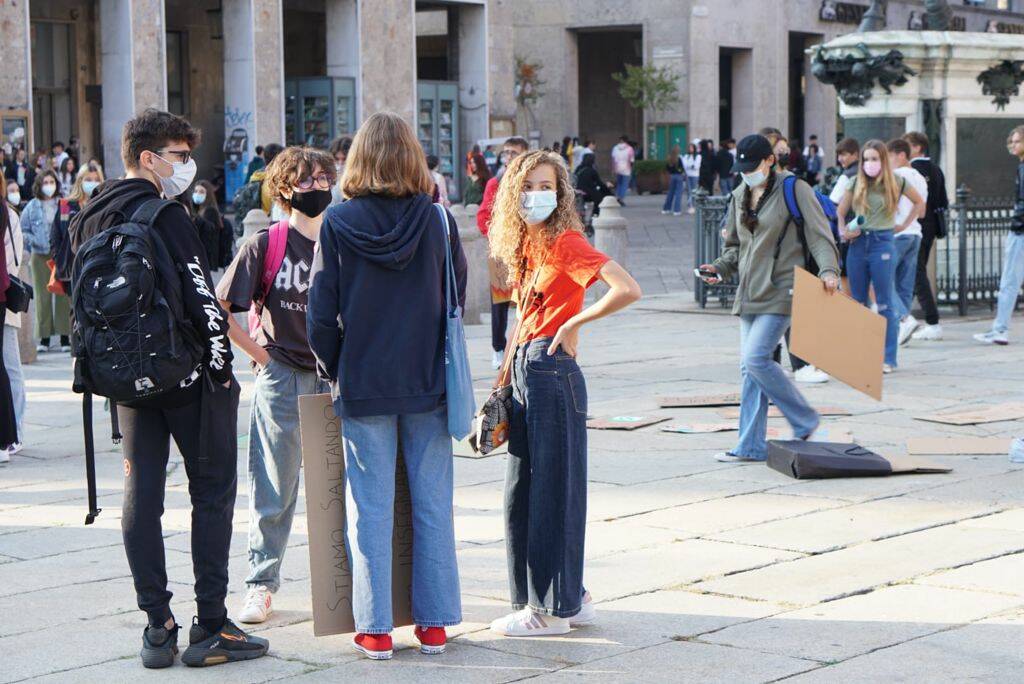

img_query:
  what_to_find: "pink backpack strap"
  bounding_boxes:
[259,220,289,301]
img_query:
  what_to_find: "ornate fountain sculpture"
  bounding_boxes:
[923,0,953,30]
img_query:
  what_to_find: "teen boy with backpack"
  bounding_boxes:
[69,109,268,669]
[215,146,333,624]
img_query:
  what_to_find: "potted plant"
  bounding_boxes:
[634,159,668,194]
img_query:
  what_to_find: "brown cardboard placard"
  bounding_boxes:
[298,394,414,637]
[790,266,886,401]
[886,454,953,474]
[914,402,1024,426]
[657,393,741,408]
[716,406,851,420]
[906,437,1012,455]
[587,415,671,430]
[661,422,738,434]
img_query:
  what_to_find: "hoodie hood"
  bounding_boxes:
[70,177,161,253]
[324,193,435,271]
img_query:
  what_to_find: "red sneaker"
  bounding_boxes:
[414,626,447,654]
[353,633,393,660]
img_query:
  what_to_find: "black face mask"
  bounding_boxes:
[290,188,332,218]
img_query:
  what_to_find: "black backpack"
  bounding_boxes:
[71,198,204,402]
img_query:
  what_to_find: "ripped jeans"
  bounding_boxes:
[847,229,898,367]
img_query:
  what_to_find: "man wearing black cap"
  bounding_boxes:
[698,134,840,464]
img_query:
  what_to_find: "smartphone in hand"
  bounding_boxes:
[694,267,721,284]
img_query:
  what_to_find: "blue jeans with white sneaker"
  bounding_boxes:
[247,358,328,592]
[993,232,1024,334]
[847,229,899,366]
[891,234,921,320]
[734,314,819,460]
[341,405,461,634]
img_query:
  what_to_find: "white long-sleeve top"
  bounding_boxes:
[682,154,701,178]
[5,207,25,328]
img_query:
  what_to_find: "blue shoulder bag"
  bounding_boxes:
[437,204,475,440]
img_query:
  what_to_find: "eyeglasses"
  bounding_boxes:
[296,173,334,191]
[157,149,191,164]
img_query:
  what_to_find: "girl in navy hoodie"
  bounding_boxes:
[307,112,466,661]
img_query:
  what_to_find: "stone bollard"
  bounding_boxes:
[591,196,628,296]
[17,258,36,365]
[456,203,489,325]
[243,209,271,240]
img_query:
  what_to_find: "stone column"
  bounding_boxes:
[100,0,168,178]
[457,4,488,161]
[486,0,515,136]
[591,197,627,298]
[359,0,415,123]
[326,0,360,116]
[0,1,31,112]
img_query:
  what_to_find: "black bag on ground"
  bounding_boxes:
[767,440,892,479]
[70,197,204,402]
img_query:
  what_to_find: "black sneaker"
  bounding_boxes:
[181,618,268,667]
[141,623,179,669]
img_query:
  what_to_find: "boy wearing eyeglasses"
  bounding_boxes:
[216,146,336,625]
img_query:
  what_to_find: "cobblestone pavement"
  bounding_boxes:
[2,203,1024,680]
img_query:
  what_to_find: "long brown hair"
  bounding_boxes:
[341,112,434,199]
[490,151,584,285]
[667,144,681,167]
[67,162,105,205]
[853,139,900,217]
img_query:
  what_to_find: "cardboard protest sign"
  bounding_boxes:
[790,267,886,401]
[657,393,741,408]
[298,394,414,637]
[906,437,1012,455]
[586,415,670,430]
[914,403,1024,426]
[716,406,851,419]
[661,422,738,434]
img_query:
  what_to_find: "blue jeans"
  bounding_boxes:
[847,230,899,366]
[662,174,684,213]
[3,325,24,438]
[341,405,461,633]
[734,315,819,460]
[615,174,630,201]
[719,177,734,196]
[247,358,327,591]
[507,337,587,618]
[686,175,700,208]
[993,232,1024,334]
[891,234,922,320]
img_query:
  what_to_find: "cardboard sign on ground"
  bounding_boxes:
[716,406,851,420]
[906,437,1012,455]
[657,393,741,408]
[298,394,414,637]
[661,422,738,434]
[914,402,1024,426]
[790,266,886,401]
[587,415,670,430]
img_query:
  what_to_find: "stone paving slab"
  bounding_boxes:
[916,552,1024,597]
[700,583,1024,663]
[631,492,843,537]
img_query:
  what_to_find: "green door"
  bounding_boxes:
[647,124,687,160]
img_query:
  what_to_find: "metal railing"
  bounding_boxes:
[694,191,736,308]
[936,187,1018,316]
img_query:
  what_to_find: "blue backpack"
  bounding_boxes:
[776,175,842,273]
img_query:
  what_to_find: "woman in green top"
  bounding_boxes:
[462,152,490,206]
[836,139,925,372]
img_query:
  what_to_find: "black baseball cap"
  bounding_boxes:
[731,134,774,174]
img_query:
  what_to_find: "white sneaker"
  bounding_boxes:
[870,302,879,314]
[60,345,71,353]
[898,315,919,345]
[491,350,504,370]
[7,443,22,455]
[687,207,695,215]
[883,363,895,374]
[661,210,670,215]
[714,452,760,463]
[0,449,9,465]
[673,211,682,216]
[490,609,570,637]
[912,324,943,341]
[974,330,1009,346]
[35,344,47,353]
[238,585,273,624]
[570,592,596,626]
[794,365,829,384]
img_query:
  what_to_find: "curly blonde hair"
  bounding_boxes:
[489,150,582,284]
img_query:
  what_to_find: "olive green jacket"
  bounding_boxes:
[712,171,840,316]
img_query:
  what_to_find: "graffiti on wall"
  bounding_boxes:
[224,107,253,203]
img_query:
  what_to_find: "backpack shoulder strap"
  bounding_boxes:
[782,175,803,226]
[130,197,176,228]
[258,220,289,301]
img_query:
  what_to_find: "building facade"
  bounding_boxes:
[1,0,1022,199]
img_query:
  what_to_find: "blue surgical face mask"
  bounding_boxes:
[520,190,558,225]
[741,170,767,188]
[192,191,206,205]
[82,180,100,197]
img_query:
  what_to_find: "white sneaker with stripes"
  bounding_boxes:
[490,609,570,637]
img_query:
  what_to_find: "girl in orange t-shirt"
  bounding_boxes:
[486,151,641,637]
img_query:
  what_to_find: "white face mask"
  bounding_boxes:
[192,191,206,206]
[82,180,100,197]
[153,153,197,198]
[41,183,57,198]
[741,170,767,188]
[520,190,558,225]
[7,192,20,205]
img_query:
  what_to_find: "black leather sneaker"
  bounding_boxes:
[181,618,268,667]
[140,623,179,669]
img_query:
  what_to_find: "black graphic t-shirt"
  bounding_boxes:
[216,226,317,371]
